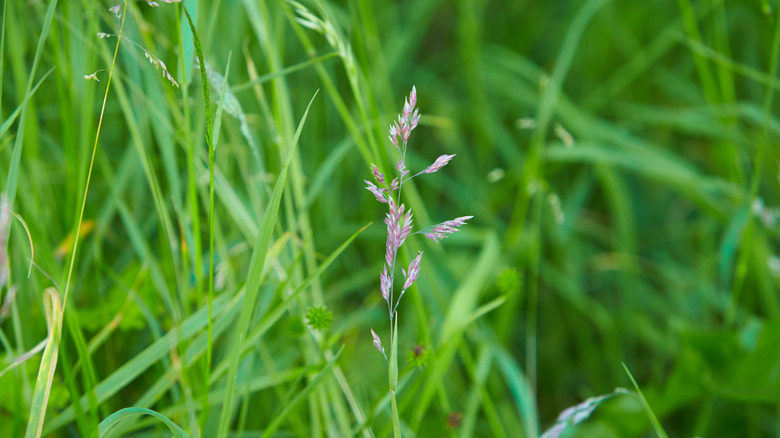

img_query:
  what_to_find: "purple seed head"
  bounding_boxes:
[384,199,402,265]
[365,180,387,203]
[397,160,409,178]
[446,216,473,227]
[371,329,384,354]
[388,124,400,149]
[399,208,413,247]
[380,265,392,302]
[370,163,385,185]
[388,134,398,149]
[402,252,423,291]
[423,154,456,174]
[424,216,473,243]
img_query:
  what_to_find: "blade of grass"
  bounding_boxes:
[231,51,340,92]
[411,232,500,429]
[4,0,57,213]
[622,362,669,438]
[216,90,319,438]
[0,67,54,141]
[26,2,116,436]
[42,293,234,435]
[210,222,369,382]
[98,407,189,438]
[0,0,6,119]
[84,290,246,437]
[458,343,507,438]
[182,5,222,427]
[24,288,62,438]
[494,344,538,438]
[506,0,607,247]
[276,0,378,168]
[261,347,344,438]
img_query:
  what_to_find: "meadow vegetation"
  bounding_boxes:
[1,0,780,436]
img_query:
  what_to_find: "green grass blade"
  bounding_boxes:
[260,347,343,438]
[231,51,339,92]
[440,232,500,341]
[622,362,669,438]
[216,90,319,438]
[411,232,500,429]
[98,407,189,438]
[42,294,234,435]
[506,0,607,247]
[494,345,539,438]
[0,0,6,118]
[4,0,57,212]
[210,222,369,382]
[24,288,62,438]
[0,67,53,141]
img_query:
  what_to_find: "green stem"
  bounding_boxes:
[390,390,401,438]
[182,5,213,430]
[389,312,400,437]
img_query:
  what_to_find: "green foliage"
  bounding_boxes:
[305,306,333,331]
[1,0,780,436]
[496,268,522,295]
[285,316,306,337]
[407,344,430,370]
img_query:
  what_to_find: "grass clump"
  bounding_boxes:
[1,0,780,436]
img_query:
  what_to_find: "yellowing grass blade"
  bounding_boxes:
[25,288,62,438]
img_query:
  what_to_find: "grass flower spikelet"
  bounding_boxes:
[371,163,385,185]
[422,215,473,242]
[423,154,455,174]
[380,265,392,303]
[365,180,387,203]
[401,251,422,292]
[371,329,386,360]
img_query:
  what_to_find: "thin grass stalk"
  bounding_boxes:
[389,313,400,437]
[280,1,379,169]
[175,4,202,305]
[0,0,6,120]
[526,192,543,394]
[181,5,215,431]
[214,90,318,438]
[27,2,121,435]
[4,0,56,212]
[622,363,669,438]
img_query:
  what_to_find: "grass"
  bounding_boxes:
[1,0,780,436]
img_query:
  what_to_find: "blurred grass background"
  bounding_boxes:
[2,0,780,436]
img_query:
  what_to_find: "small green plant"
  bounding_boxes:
[407,344,430,369]
[305,306,333,331]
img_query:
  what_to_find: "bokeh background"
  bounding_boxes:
[2,0,780,436]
